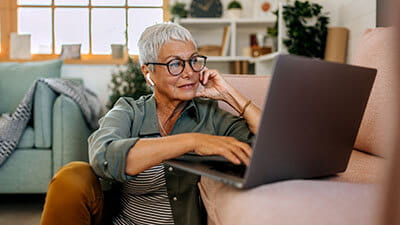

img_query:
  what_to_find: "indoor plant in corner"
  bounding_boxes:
[170,1,188,22]
[107,57,152,109]
[282,0,329,58]
[227,0,242,19]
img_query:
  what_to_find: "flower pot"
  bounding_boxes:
[111,44,125,59]
[172,15,181,23]
[227,9,242,19]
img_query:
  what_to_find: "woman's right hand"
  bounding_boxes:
[191,133,252,165]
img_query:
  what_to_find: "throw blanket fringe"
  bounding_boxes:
[0,78,104,166]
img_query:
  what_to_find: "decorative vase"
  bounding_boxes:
[227,9,242,19]
[111,44,125,59]
[172,15,181,23]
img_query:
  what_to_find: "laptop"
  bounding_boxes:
[165,54,377,189]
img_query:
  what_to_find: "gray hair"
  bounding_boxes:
[138,23,197,72]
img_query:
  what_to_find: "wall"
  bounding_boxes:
[377,0,393,26]
[61,64,116,106]
[336,0,377,62]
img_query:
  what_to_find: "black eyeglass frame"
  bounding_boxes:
[145,55,208,76]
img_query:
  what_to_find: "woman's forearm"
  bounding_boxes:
[125,133,195,176]
[224,86,261,133]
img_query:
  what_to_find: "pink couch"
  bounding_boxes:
[199,27,397,225]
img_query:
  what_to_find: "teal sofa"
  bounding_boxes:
[0,60,92,193]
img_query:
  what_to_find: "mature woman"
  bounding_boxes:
[40,23,261,225]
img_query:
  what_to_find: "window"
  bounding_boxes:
[0,0,169,63]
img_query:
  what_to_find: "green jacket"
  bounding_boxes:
[88,94,253,225]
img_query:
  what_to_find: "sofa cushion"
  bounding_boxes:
[0,149,52,193]
[0,59,62,114]
[198,149,385,225]
[329,150,385,183]
[199,178,380,225]
[220,75,271,115]
[16,126,35,149]
[352,27,399,157]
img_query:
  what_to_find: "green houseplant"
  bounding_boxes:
[266,9,279,50]
[282,0,329,58]
[227,0,242,19]
[267,10,279,38]
[170,1,188,22]
[107,57,152,109]
[227,0,242,10]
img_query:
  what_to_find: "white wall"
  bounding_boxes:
[336,0,377,62]
[61,64,116,106]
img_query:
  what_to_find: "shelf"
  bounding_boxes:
[207,56,253,62]
[235,17,276,25]
[179,17,276,25]
[207,56,236,62]
[207,52,279,63]
[248,52,280,63]
[179,18,232,24]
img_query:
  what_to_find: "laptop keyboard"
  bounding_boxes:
[173,153,247,178]
[175,152,230,163]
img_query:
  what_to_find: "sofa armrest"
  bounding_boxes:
[52,95,91,174]
[33,78,85,149]
[34,82,57,148]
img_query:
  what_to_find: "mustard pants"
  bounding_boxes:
[40,162,107,225]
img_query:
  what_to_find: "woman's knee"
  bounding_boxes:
[42,162,104,225]
[49,161,101,200]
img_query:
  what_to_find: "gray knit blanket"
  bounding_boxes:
[0,78,104,166]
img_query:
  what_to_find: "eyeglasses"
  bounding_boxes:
[145,55,207,76]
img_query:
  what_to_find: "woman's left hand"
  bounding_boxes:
[196,67,231,101]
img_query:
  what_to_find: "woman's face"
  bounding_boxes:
[150,40,201,102]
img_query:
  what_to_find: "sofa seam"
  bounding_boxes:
[39,86,45,147]
[60,95,65,169]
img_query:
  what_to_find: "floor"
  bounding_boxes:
[0,194,45,225]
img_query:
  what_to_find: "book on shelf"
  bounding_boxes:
[231,61,249,74]
[220,25,231,56]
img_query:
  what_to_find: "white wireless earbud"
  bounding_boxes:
[146,73,155,86]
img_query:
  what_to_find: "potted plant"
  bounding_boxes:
[107,57,152,109]
[111,29,128,59]
[111,44,125,59]
[282,0,329,58]
[266,9,279,51]
[227,0,242,19]
[170,1,188,22]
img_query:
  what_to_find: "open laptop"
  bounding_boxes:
[165,54,377,189]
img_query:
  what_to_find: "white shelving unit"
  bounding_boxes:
[178,4,287,75]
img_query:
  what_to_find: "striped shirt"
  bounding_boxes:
[113,164,174,225]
